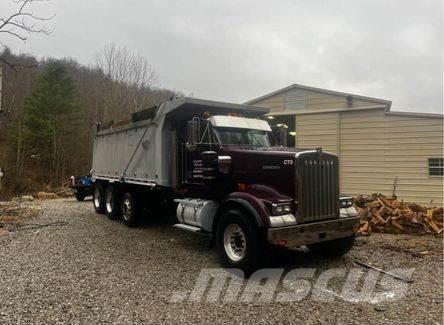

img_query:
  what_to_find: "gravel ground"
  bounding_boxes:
[0,198,442,324]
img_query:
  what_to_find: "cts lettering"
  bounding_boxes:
[283,160,294,165]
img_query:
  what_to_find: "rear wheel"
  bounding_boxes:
[308,235,356,257]
[105,185,120,219]
[216,209,262,275]
[93,183,105,214]
[120,192,139,227]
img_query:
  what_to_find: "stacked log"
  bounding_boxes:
[354,194,443,236]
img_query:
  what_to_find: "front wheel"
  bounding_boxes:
[216,209,262,275]
[308,235,356,257]
[120,192,139,227]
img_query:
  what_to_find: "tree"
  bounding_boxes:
[24,62,78,185]
[0,0,53,70]
[0,49,178,197]
[95,44,158,121]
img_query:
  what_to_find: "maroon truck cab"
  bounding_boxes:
[175,115,359,272]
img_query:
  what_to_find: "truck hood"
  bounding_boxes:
[219,146,302,198]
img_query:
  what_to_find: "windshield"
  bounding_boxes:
[214,128,271,147]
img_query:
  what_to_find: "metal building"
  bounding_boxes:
[246,84,444,206]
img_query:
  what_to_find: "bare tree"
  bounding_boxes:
[95,44,158,121]
[0,0,53,70]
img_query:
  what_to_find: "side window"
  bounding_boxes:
[428,158,443,176]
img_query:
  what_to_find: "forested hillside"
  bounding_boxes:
[0,46,178,198]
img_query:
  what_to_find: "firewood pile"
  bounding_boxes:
[355,194,443,236]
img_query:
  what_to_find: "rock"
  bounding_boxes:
[35,192,59,200]
[354,236,368,246]
[374,305,387,312]
[12,195,34,202]
[21,195,34,202]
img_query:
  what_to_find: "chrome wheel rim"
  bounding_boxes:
[93,188,101,208]
[105,190,113,213]
[223,223,246,262]
[121,198,132,221]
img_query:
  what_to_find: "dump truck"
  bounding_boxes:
[91,97,359,273]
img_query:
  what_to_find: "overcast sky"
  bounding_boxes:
[2,0,443,113]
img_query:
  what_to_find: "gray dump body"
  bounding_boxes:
[91,97,269,188]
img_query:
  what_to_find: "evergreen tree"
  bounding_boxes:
[24,62,78,185]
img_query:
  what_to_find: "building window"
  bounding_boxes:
[428,158,443,176]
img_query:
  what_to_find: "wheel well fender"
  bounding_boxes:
[213,197,268,234]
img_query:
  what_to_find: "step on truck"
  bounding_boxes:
[91,97,360,273]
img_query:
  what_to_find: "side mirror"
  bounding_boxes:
[271,126,288,147]
[187,120,200,148]
[187,120,200,144]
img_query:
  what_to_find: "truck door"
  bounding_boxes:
[183,120,218,185]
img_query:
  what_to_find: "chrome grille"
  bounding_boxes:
[297,152,339,223]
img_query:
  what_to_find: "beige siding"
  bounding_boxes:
[296,112,339,154]
[340,109,443,206]
[296,109,444,205]
[305,91,378,110]
[340,109,392,198]
[252,88,379,112]
[253,93,285,113]
[382,113,443,206]
[291,108,443,205]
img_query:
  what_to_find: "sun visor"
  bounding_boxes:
[209,115,271,131]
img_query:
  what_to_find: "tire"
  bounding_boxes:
[75,191,85,201]
[308,235,356,258]
[104,185,120,220]
[216,209,262,275]
[93,183,105,214]
[120,192,139,227]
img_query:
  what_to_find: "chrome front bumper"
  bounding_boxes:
[267,215,360,248]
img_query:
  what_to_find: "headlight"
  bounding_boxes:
[269,213,297,227]
[272,203,292,215]
[339,196,354,208]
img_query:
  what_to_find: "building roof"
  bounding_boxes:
[385,110,443,118]
[245,83,444,118]
[245,83,392,109]
[264,105,387,116]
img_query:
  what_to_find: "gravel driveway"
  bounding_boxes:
[0,198,442,324]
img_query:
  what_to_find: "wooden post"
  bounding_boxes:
[392,176,398,198]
